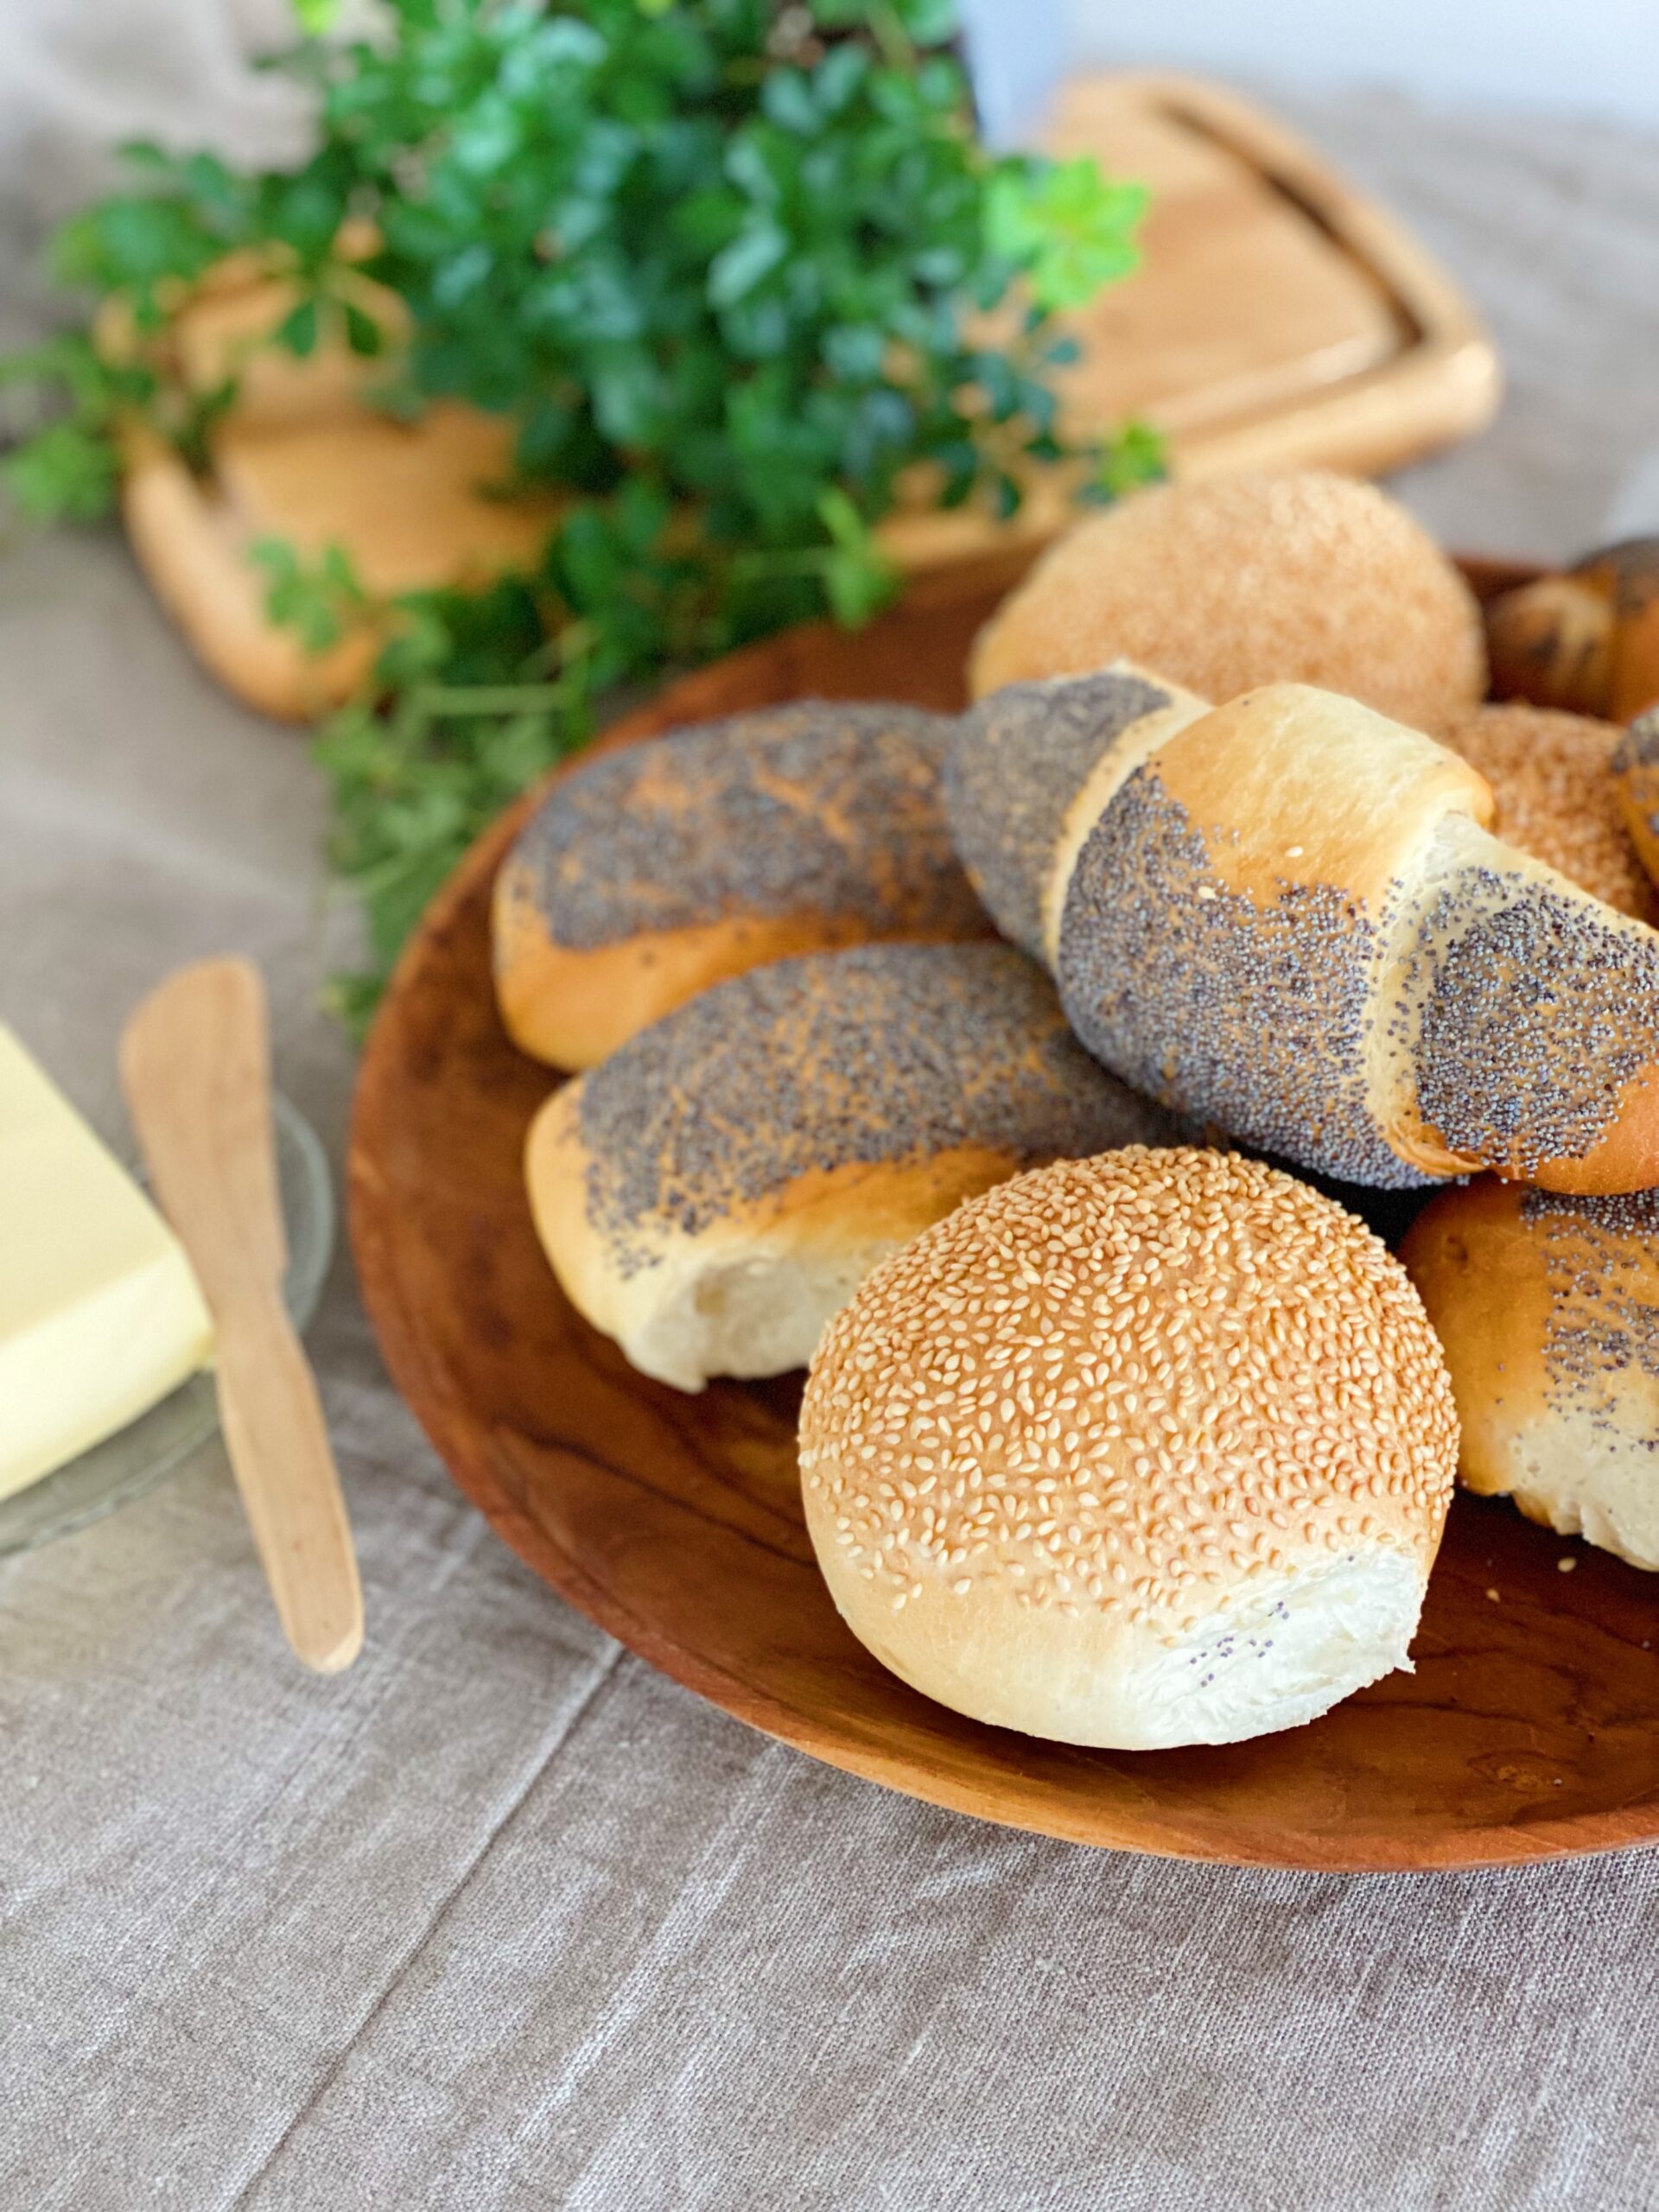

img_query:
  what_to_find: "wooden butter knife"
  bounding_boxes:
[121,957,363,1673]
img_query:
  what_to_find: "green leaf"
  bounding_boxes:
[3,422,120,521]
[707,223,787,308]
[342,302,385,357]
[985,158,1147,311]
[817,487,900,625]
[1090,419,1167,500]
[250,536,372,654]
[276,299,320,357]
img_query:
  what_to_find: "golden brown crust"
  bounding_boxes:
[492,880,893,1072]
[495,702,991,1068]
[969,472,1487,729]
[1402,1177,1659,1567]
[1436,702,1653,922]
[1398,1178,1555,1490]
[1000,674,1659,1193]
[1519,1072,1659,1196]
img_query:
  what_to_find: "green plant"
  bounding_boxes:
[3,0,1158,1020]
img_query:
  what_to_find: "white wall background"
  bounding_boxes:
[1068,0,1659,126]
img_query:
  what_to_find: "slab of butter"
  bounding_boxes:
[0,1026,215,1498]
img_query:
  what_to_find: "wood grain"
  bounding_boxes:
[124,959,364,1674]
[879,75,1502,570]
[350,554,1659,1868]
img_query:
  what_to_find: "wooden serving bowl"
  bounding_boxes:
[351,550,1659,1871]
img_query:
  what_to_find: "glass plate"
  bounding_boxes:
[0,1091,334,1558]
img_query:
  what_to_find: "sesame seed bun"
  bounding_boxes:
[1402,1178,1659,1571]
[1437,702,1653,922]
[526,944,1185,1392]
[968,472,1487,732]
[801,1148,1458,1749]
[493,701,992,1069]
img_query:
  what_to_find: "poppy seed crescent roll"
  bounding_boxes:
[494,699,993,1068]
[946,676,1659,1193]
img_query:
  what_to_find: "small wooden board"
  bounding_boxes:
[120,75,1500,716]
[349,552,1659,1873]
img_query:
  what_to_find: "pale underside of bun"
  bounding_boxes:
[531,1116,1027,1393]
[1496,1408,1659,1573]
[831,1542,1424,1750]
[802,1149,1457,1749]
[528,944,1184,1390]
[1402,1178,1659,1572]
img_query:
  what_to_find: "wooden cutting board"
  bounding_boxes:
[882,75,1501,564]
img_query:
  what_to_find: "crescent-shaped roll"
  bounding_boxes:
[524,941,1185,1391]
[946,676,1659,1193]
[1402,1177,1659,1570]
[493,700,992,1068]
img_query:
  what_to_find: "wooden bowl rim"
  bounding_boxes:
[346,548,1659,1872]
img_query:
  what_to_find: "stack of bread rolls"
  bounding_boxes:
[493,468,1659,1751]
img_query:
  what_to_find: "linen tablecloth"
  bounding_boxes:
[5,69,1659,2212]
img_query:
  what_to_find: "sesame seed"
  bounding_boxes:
[801,1148,1456,1629]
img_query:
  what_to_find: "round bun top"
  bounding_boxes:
[1438,702,1653,922]
[801,1147,1457,1641]
[968,472,1486,731]
[570,943,1184,1273]
[505,699,982,950]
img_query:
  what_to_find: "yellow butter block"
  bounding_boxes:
[0,1027,214,1497]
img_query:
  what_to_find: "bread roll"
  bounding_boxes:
[947,675,1659,1193]
[1436,702,1651,921]
[525,943,1183,1391]
[1612,708,1659,893]
[1484,538,1659,723]
[494,701,992,1068]
[1402,1177,1659,1571]
[801,1148,1458,1748]
[969,473,1487,731]
[942,661,1210,958]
